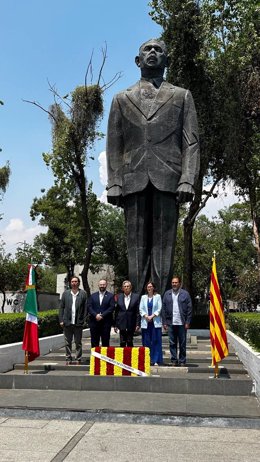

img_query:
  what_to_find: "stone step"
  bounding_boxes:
[0,370,254,396]
[13,361,248,375]
[37,353,242,365]
[0,389,259,419]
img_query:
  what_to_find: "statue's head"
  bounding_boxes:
[135,39,169,71]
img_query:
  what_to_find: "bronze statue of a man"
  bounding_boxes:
[106,39,200,295]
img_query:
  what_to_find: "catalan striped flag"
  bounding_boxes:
[209,256,228,366]
[90,347,150,376]
[22,264,40,362]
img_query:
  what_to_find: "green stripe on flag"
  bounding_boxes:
[23,288,38,317]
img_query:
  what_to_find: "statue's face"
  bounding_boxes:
[137,40,167,70]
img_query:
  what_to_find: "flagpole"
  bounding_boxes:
[214,363,219,378]
[24,351,29,374]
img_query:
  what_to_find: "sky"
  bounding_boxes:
[0,0,236,255]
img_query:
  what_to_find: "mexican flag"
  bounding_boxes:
[22,264,40,361]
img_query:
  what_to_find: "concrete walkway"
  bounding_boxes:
[0,415,260,462]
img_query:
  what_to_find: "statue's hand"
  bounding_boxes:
[176,183,194,203]
[107,186,123,208]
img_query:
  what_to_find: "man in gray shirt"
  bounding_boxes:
[162,276,192,366]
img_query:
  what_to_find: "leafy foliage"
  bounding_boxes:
[228,313,260,351]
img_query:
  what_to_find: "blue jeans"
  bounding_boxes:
[168,325,187,364]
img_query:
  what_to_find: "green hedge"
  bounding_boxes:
[0,310,62,346]
[228,313,260,351]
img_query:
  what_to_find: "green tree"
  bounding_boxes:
[91,202,128,286]
[31,184,128,288]
[201,0,260,298]
[27,83,104,295]
[192,203,257,309]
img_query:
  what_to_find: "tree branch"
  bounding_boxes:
[47,79,72,110]
[101,71,123,91]
[97,43,107,87]
[85,49,94,87]
[190,177,221,225]
[22,99,57,121]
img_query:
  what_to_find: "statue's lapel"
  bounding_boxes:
[125,82,148,118]
[147,82,175,119]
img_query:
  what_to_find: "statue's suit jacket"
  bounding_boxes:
[106,80,200,197]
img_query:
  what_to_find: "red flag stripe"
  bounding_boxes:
[94,347,101,375]
[138,347,145,373]
[106,347,115,375]
[210,294,228,342]
[211,272,222,305]
[122,347,132,375]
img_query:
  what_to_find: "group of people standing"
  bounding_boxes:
[59,276,192,367]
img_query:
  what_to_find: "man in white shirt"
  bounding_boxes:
[59,276,87,365]
[162,276,192,366]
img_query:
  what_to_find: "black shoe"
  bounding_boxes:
[171,361,178,367]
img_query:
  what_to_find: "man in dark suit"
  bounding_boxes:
[59,276,87,365]
[87,279,115,347]
[162,276,192,366]
[115,280,140,347]
[106,39,200,295]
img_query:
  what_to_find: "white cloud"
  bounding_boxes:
[98,150,108,203]
[98,151,107,187]
[1,218,46,255]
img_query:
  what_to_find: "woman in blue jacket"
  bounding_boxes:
[139,281,163,366]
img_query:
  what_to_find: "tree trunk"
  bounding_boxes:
[183,217,194,298]
[182,176,220,301]
[78,177,92,298]
[182,175,203,300]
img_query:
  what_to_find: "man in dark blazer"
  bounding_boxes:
[162,276,192,366]
[87,279,115,347]
[59,276,87,365]
[115,280,140,347]
[106,39,200,295]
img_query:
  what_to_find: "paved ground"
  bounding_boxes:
[0,415,260,462]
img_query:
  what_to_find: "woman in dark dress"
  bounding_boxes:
[139,282,163,366]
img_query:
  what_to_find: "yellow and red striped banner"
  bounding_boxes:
[209,256,228,366]
[89,347,150,376]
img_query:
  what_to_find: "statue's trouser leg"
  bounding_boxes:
[151,188,179,295]
[124,187,151,294]
[124,185,179,295]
